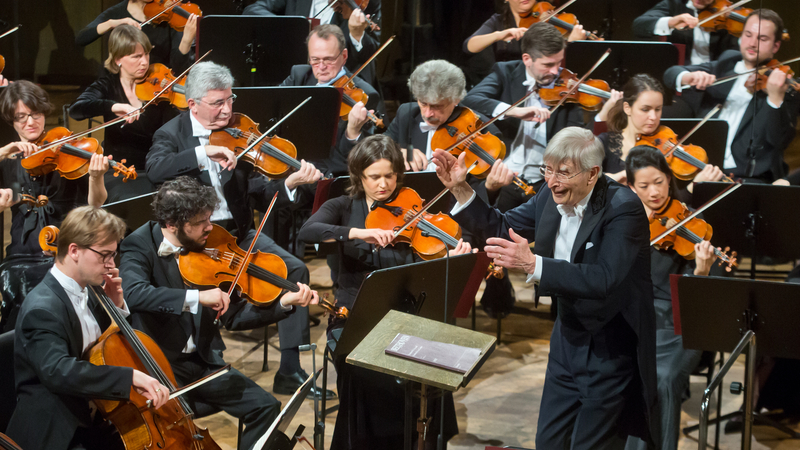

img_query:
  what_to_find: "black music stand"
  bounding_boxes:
[232,86,341,166]
[564,41,678,104]
[253,370,316,450]
[197,16,309,86]
[660,118,728,169]
[676,276,800,446]
[692,183,800,279]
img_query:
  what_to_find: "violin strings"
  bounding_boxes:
[214,251,299,291]
[227,130,302,169]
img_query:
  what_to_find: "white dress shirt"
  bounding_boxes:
[653,1,714,65]
[490,70,549,182]
[157,238,201,353]
[309,0,335,25]
[417,121,439,172]
[50,266,130,354]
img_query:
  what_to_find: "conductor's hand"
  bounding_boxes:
[286,160,323,190]
[132,370,169,409]
[204,145,237,171]
[484,159,515,192]
[485,228,536,273]
[349,228,395,247]
[280,282,320,308]
[199,288,230,316]
[681,71,716,90]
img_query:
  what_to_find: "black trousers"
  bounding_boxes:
[173,352,281,450]
[536,313,639,450]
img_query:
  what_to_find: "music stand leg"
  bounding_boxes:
[405,382,413,450]
[742,338,756,450]
[417,384,429,450]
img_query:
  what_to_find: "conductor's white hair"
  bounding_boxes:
[543,127,604,176]
[407,60,467,104]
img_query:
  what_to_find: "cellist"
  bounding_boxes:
[7,206,169,450]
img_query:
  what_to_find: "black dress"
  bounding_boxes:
[75,0,194,73]
[298,194,458,450]
[69,74,178,202]
[463,13,521,85]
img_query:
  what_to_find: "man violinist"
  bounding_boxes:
[280,24,382,176]
[8,206,169,450]
[145,61,331,399]
[663,9,799,183]
[120,177,319,450]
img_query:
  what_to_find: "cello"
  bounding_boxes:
[38,226,224,450]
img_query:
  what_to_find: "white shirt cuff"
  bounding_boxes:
[349,33,363,51]
[279,301,293,312]
[117,300,131,318]
[449,190,477,216]
[654,16,673,36]
[525,255,543,283]
[675,71,690,93]
[285,183,297,202]
[492,102,512,120]
[194,145,208,170]
[347,132,362,142]
[184,290,200,314]
[767,97,782,109]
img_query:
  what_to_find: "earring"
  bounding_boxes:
[118,63,122,68]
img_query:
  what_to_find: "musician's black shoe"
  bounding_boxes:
[273,369,336,399]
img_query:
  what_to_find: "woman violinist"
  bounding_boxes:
[596,73,723,191]
[298,135,472,450]
[70,25,178,202]
[0,81,109,256]
[75,0,196,73]
[624,146,720,450]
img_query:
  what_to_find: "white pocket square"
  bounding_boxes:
[585,242,594,250]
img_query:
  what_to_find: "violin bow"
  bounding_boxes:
[534,48,612,129]
[27,50,213,158]
[236,96,312,161]
[140,0,183,27]
[214,192,280,324]
[679,55,800,91]
[542,0,579,21]
[145,365,232,407]
[342,35,395,85]
[0,25,21,40]
[650,182,741,245]
[694,0,752,29]
[666,104,734,183]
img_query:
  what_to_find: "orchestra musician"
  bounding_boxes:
[280,24,381,176]
[432,127,657,449]
[663,9,799,183]
[7,206,169,450]
[0,81,109,256]
[75,0,197,73]
[298,134,472,450]
[69,25,178,202]
[119,177,319,450]
[144,61,332,399]
[623,146,718,450]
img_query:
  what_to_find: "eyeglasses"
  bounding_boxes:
[199,93,237,109]
[309,50,343,67]
[540,166,586,183]
[86,247,118,263]
[13,112,44,123]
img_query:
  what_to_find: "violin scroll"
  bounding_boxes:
[717,247,738,272]
[20,193,49,208]
[320,295,349,319]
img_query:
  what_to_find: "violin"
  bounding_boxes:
[696,0,752,36]
[649,197,738,270]
[0,433,22,450]
[744,59,800,95]
[430,107,536,196]
[0,54,4,75]
[539,68,611,112]
[365,187,463,260]
[209,113,307,179]
[136,63,188,109]
[333,36,394,129]
[38,226,223,450]
[329,0,380,31]
[178,224,301,307]
[320,295,349,318]
[143,0,202,32]
[636,125,731,182]
[518,1,600,40]
[22,127,137,181]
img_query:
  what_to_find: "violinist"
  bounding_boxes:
[75,0,196,73]
[145,62,331,399]
[0,81,109,256]
[70,25,177,202]
[596,73,723,189]
[623,146,718,450]
[663,9,799,183]
[297,134,471,450]
[119,177,318,450]
[632,0,739,65]
[432,127,656,449]
[280,24,381,176]
[7,206,169,450]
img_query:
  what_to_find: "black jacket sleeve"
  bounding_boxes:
[69,76,118,121]
[75,3,128,47]
[146,119,203,185]
[120,231,187,317]
[298,196,352,244]
[632,0,678,39]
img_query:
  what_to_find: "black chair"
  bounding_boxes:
[0,330,16,433]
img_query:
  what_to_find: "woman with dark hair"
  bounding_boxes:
[70,25,178,202]
[597,73,724,190]
[0,81,109,255]
[625,145,718,450]
[298,134,472,450]
[75,0,196,73]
